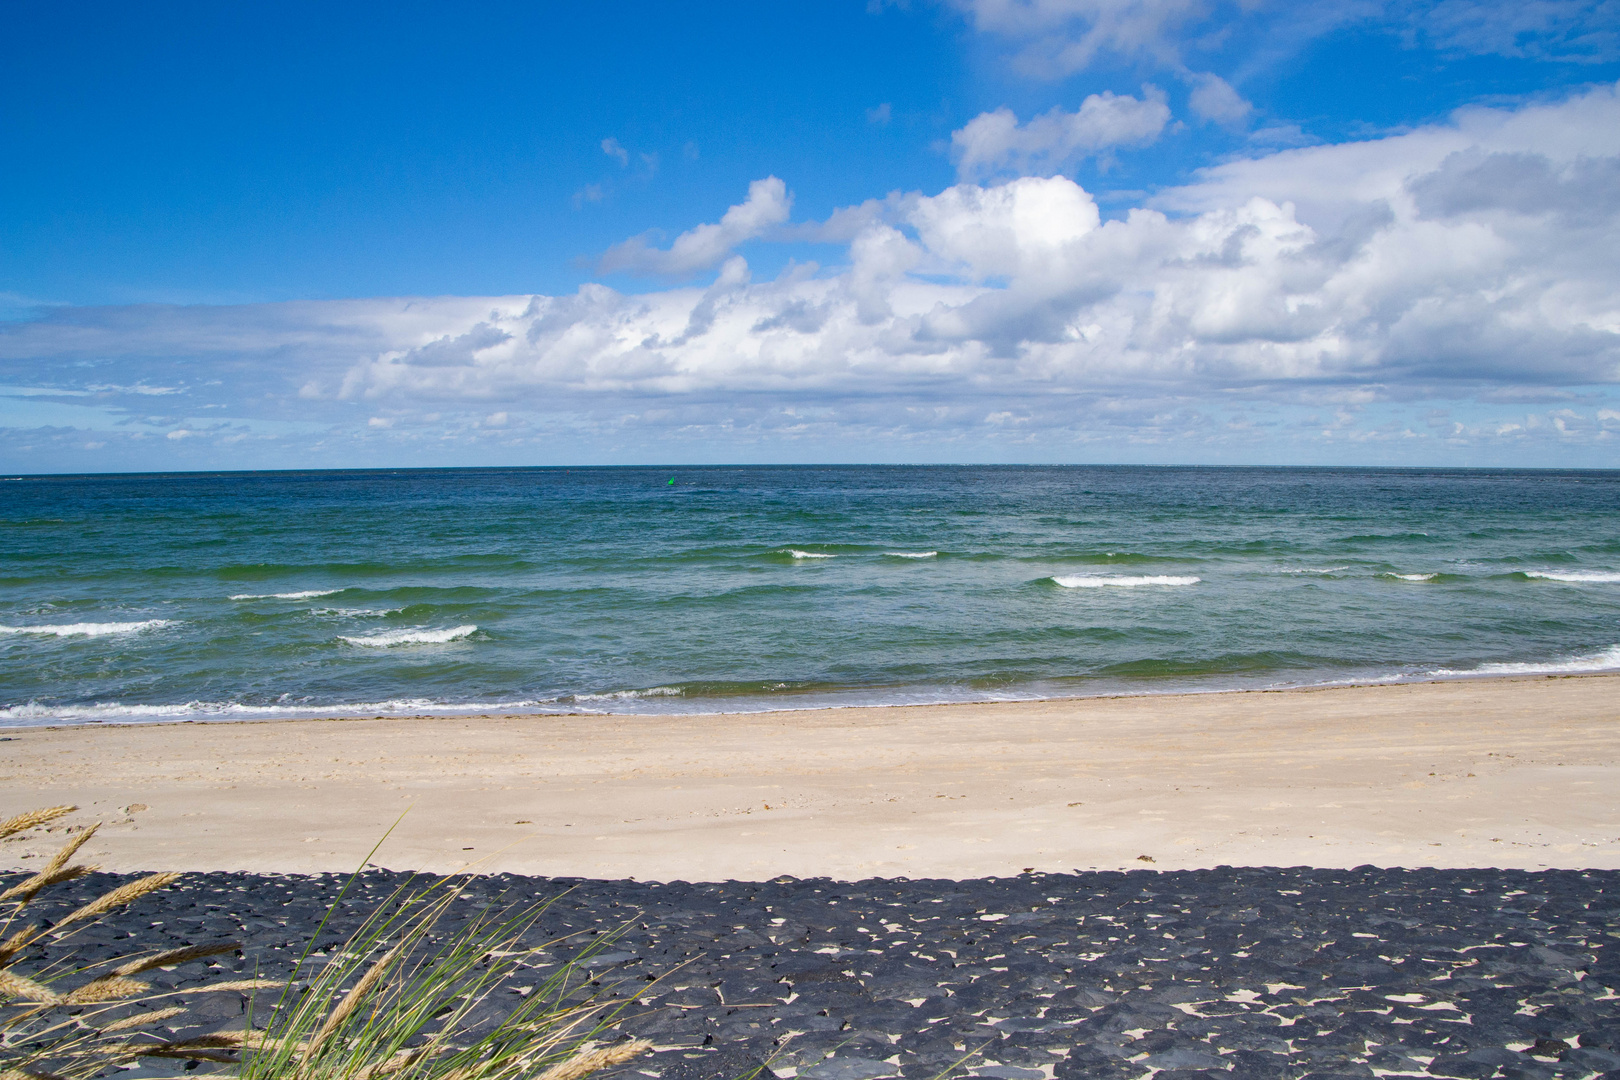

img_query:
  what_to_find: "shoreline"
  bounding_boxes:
[3,673,1618,880]
[4,665,1615,731]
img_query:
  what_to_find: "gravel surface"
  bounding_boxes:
[8,867,1619,1080]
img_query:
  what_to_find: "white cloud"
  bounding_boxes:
[4,85,1619,463]
[949,0,1616,79]
[598,177,793,278]
[1186,72,1252,127]
[950,0,1211,76]
[950,90,1171,179]
[288,85,1620,406]
[601,137,629,166]
[1417,0,1619,61]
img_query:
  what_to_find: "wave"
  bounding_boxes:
[784,549,837,559]
[338,625,479,647]
[1278,566,1349,575]
[1384,572,1438,582]
[884,551,938,559]
[1432,644,1620,677]
[1522,570,1620,583]
[0,696,547,725]
[572,686,684,701]
[0,619,173,638]
[1051,574,1200,589]
[229,589,341,600]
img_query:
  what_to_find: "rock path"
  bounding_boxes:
[10,867,1619,1080]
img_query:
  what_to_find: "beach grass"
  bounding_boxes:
[0,807,650,1080]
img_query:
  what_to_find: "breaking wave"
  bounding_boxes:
[1432,644,1620,677]
[1523,570,1620,583]
[229,589,341,600]
[0,696,545,725]
[0,620,173,638]
[572,686,684,701]
[338,625,479,647]
[1051,575,1200,588]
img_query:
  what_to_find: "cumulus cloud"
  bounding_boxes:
[598,176,792,278]
[4,85,1619,465]
[951,89,1171,178]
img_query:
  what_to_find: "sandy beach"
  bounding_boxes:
[3,674,1617,880]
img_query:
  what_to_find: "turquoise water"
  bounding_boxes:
[2,465,1618,726]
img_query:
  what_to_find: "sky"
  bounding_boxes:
[2,0,1618,471]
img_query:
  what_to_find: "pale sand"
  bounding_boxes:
[2,675,1617,881]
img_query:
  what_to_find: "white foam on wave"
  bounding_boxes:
[1432,644,1620,677]
[229,589,341,600]
[784,549,836,559]
[0,619,173,638]
[1524,570,1620,583]
[1385,572,1438,582]
[1279,566,1349,575]
[885,551,938,559]
[339,625,478,647]
[1051,574,1200,588]
[0,696,545,725]
[574,686,683,701]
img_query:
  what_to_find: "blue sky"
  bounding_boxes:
[2,0,1618,470]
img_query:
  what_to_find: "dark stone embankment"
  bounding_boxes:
[11,867,1620,1079]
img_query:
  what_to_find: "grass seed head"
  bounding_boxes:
[0,924,44,969]
[53,872,180,932]
[62,977,151,1005]
[100,1006,186,1032]
[189,977,283,994]
[112,941,237,977]
[535,1039,653,1080]
[0,969,63,1004]
[0,864,96,907]
[0,807,76,840]
[301,940,406,1064]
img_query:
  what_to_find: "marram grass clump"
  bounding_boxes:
[0,807,649,1080]
[0,805,273,1079]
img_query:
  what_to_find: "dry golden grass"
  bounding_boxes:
[53,871,181,932]
[2,808,653,1080]
[0,808,75,840]
[1,806,265,1079]
[535,1039,654,1080]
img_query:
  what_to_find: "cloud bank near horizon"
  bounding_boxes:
[3,84,1619,469]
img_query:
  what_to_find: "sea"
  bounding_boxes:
[2,465,1618,727]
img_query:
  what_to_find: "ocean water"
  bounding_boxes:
[2,465,1618,727]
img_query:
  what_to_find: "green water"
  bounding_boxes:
[2,465,1618,725]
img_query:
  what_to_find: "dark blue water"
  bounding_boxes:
[2,466,1618,725]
